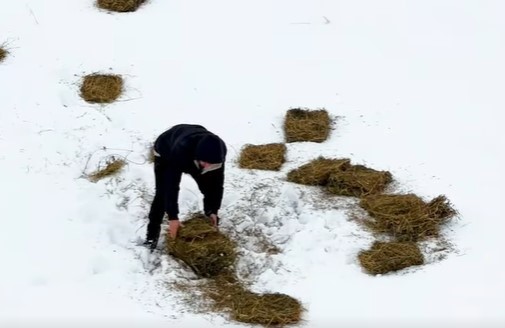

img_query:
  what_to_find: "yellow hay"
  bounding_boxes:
[287,157,351,186]
[167,214,237,278]
[167,214,303,325]
[203,274,303,326]
[360,194,457,241]
[358,241,424,275]
[87,157,126,182]
[238,143,287,171]
[80,73,123,103]
[283,108,331,143]
[0,47,7,62]
[327,164,393,197]
[97,0,146,12]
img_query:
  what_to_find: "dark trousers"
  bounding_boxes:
[146,157,166,239]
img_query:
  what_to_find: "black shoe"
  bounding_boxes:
[144,223,161,250]
[143,236,159,250]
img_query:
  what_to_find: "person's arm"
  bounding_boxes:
[162,167,183,220]
[162,167,183,238]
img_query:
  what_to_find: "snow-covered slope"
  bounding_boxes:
[1,1,504,327]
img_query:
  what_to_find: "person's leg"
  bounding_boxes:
[145,157,166,248]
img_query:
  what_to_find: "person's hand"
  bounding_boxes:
[209,214,219,227]
[168,220,181,239]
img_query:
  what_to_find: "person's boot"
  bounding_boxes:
[143,223,160,250]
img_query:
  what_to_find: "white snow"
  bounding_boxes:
[1,0,504,327]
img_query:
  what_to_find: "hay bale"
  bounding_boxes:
[0,47,7,63]
[283,108,331,143]
[238,143,286,171]
[97,0,146,12]
[327,164,393,197]
[167,214,237,278]
[87,157,126,182]
[204,274,303,326]
[360,194,457,241]
[80,73,123,103]
[358,241,424,275]
[287,157,351,186]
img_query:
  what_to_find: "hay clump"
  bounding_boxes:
[427,195,458,220]
[87,157,126,182]
[287,157,351,186]
[358,241,424,275]
[231,291,302,325]
[283,108,331,143]
[203,274,303,326]
[167,214,237,278]
[97,0,146,12]
[80,73,123,103]
[360,194,457,241]
[167,214,304,325]
[0,47,7,63]
[238,143,286,171]
[327,164,393,197]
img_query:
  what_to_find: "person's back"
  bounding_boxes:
[144,124,227,249]
[154,124,226,171]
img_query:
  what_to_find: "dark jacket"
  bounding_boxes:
[153,124,227,220]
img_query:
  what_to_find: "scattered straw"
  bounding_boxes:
[360,194,457,241]
[167,214,237,278]
[327,164,393,197]
[97,0,146,12]
[231,291,302,325]
[167,213,303,325]
[147,144,156,164]
[80,73,123,103]
[287,157,351,186]
[358,241,424,275]
[87,157,126,182]
[203,274,303,326]
[238,143,286,171]
[0,47,7,63]
[283,108,331,143]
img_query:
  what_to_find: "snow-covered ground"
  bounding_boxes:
[1,0,504,327]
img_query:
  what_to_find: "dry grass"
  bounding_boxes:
[167,214,237,278]
[87,157,126,182]
[360,194,457,241]
[80,73,123,103]
[238,143,287,171]
[287,157,351,186]
[147,144,156,164]
[167,213,303,325]
[358,241,424,275]
[203,274,303,326]
[0,47,7,63]
[97,0,146,12]
[327,164,393,197]
[283,108,331,143]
